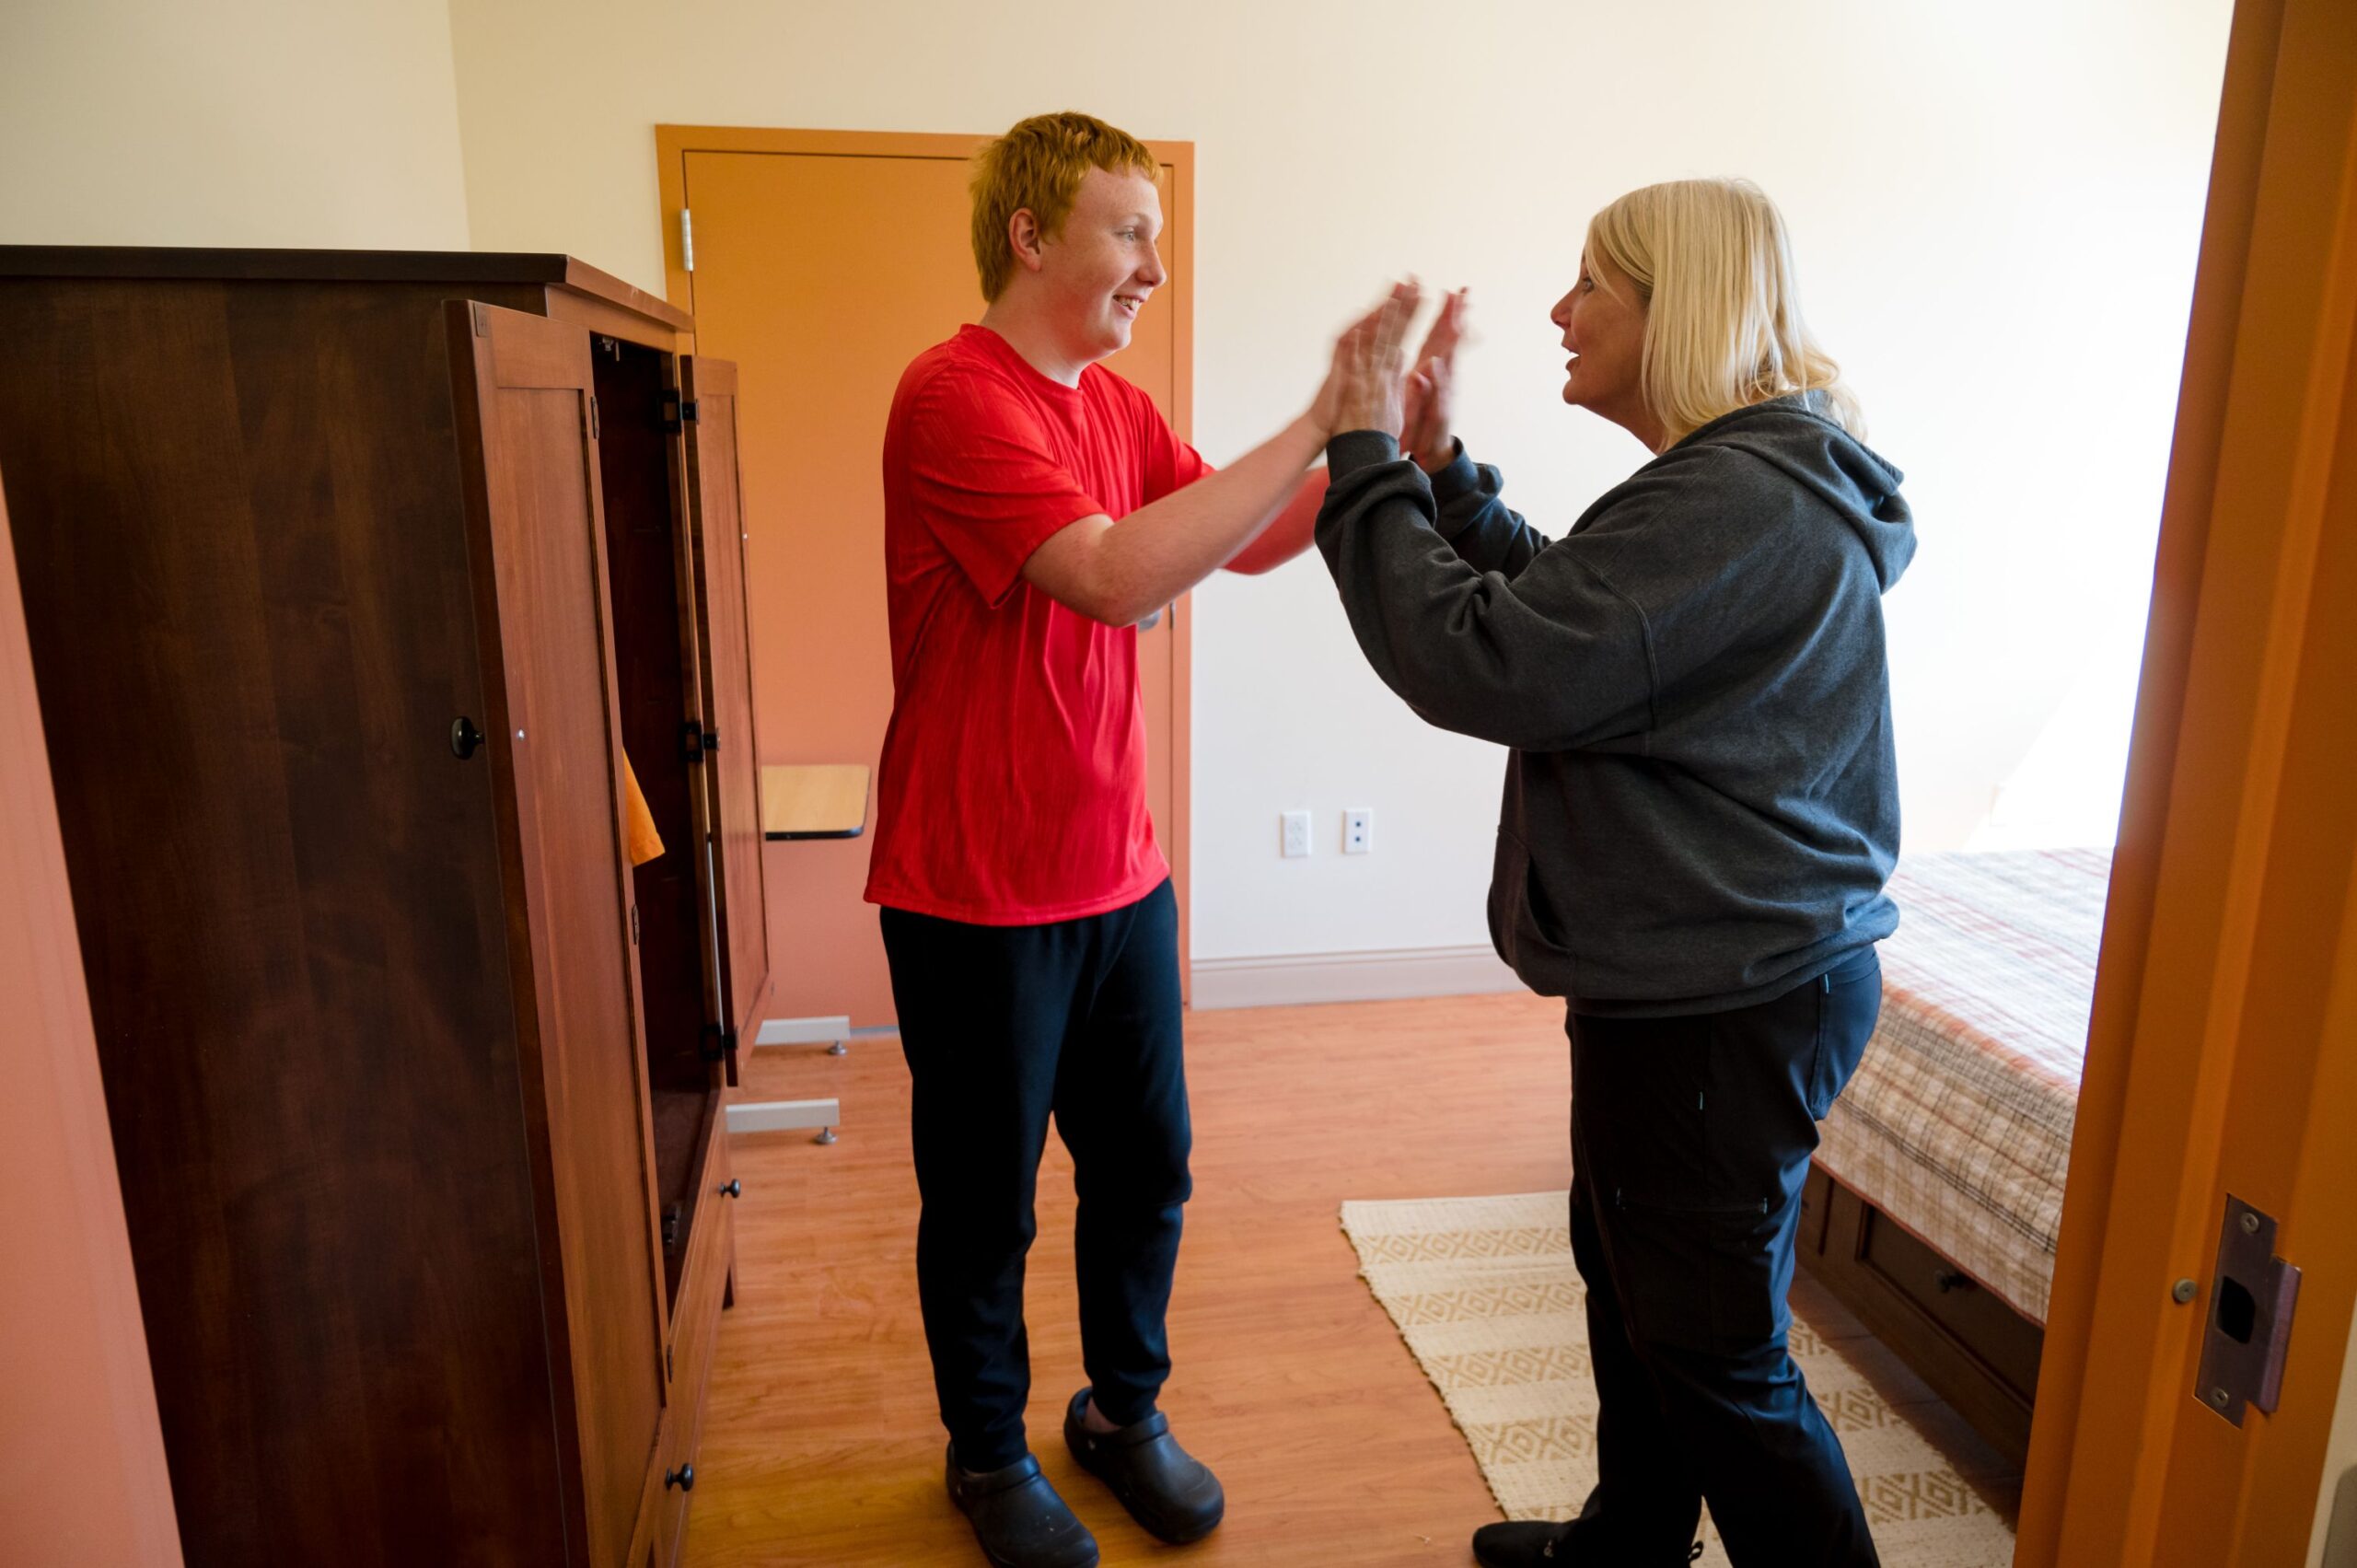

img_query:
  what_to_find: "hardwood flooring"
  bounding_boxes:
[683,991,2020,1566]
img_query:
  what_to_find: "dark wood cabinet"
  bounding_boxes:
[0,249,770,1568]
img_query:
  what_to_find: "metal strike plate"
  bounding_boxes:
[2193,1194,2301,1426]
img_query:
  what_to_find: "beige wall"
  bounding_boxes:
[448,0,2232,970]
[0,0,469,248]
[0,492,182,1565]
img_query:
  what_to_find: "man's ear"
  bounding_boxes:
[1008,208,1047,275]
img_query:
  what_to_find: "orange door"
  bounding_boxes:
[657,128,1193,1028]
[2014,0,2357,1561]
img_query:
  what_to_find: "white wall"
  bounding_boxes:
[447,0,2228,968]
[0,0,470,249]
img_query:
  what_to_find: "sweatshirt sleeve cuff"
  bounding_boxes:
[1325,428,1401,478]
[1425,440,1478,502]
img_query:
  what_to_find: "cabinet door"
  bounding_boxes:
[448,300,668,1568]
[679,355,772,1063]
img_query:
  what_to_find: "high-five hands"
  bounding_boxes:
[1309,281,1470,471]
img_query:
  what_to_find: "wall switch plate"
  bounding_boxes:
[1344,808,1373,854]
[1281,810,1312,858]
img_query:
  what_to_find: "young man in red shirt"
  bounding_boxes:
[865,112,1341,1568]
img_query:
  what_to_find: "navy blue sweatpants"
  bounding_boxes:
[1562,947,1885,1566]
[880,879,1190,1474]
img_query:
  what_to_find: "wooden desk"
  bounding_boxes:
[761,763,870,840]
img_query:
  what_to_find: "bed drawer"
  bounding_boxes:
[1857,1206,2044,1400]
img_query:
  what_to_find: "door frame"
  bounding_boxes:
[652,124,1198,1000]
[2015,0,2357,1559]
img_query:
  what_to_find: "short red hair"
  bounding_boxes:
[970,111,1157,303]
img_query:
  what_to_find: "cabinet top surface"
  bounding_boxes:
[0,246,692,332]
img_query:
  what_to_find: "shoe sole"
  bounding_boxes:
[960,1516,1100,1568]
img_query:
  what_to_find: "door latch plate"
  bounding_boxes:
[2195,1193,2301,1426]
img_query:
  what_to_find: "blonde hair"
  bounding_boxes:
[1585,179,1864,446]
[970,111,1157,303]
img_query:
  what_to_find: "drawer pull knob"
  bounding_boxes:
[719,1179,742,1199]
[666,1464,696,1493]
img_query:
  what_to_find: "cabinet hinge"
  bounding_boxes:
[659,389,682,434]
[585,393,599,441]
[681,718,706,764]
[629,905,640,946]
[700,1023,733,1064]
[679,208,695,273]
[702,728,718,752]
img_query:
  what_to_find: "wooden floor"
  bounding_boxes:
[683,991,2021,1567]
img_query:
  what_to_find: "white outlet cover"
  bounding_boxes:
[1344,808,1373,854]
[1281,809,1312,858]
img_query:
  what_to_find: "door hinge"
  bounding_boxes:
[681,718,706,764]
[701,728,718,752]
[659,389,682,433]
[2196,1194,2302,1426]
[700,1024,734,1064]
[629,905,640,946]
[586,393,599,441]
[679,208,695,273]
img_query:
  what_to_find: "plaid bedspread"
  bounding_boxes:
[1816,848,2112,1324]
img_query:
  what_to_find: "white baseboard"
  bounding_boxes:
[755,1015,851,1047]
[1189,942,1522,1011]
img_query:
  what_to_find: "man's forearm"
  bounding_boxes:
[1086,416,1326,619]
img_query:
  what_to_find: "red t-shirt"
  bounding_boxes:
[865,325,1210,925]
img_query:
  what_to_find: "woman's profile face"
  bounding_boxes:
[1550,251,1652,440]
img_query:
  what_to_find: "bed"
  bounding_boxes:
[1795,846,2112,1464]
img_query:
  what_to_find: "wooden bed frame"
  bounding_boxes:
[1795,1165,2044,1466]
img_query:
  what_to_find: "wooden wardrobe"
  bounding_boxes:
[0,249,772,1568]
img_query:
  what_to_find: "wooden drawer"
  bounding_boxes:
[647,1104,736,1568]
[1856,1206,2044,1401]
[1794,1172,2043,1465]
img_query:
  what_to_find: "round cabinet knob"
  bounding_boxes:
[449,716,484,760]
[719,1179,742,1199]
[666,1464,696,1493]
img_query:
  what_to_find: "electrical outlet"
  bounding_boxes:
[1344,808,1374,854]
[1281,810,1313,858]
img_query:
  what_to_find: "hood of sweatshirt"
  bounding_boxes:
[1677,392,1917,593]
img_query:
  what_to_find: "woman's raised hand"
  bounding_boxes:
[1402,286,1469,472]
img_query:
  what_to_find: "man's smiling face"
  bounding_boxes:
[1036,166,1167,364]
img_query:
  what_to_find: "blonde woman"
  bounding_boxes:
[1317,182,1913,1567]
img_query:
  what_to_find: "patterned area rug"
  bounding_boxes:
[1340,1192,2016,1567]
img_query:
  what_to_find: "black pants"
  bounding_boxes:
[879,879,1190,1474]
[1562,947,1884,1567]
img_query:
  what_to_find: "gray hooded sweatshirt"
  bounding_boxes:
[1315,393,1917,1016]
